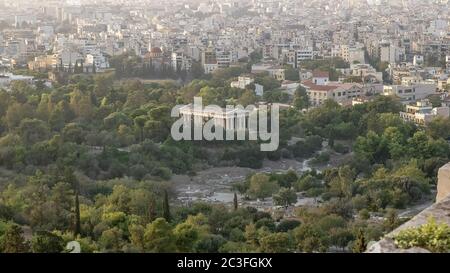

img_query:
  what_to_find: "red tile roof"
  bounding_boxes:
[312,70,330,78]
[302,80,337,91]
[150,47,162,53]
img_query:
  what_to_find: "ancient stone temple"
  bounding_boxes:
[179,104,253,132]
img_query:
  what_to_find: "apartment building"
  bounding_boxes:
[202,45,218,74]
[302,71,364,106]
[251,63,285,81]
[171,52,192,71]
[400,100,450,126]
[230,75,254,89]
[382,83,437,102]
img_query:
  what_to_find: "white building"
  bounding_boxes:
[0,73,34,88]
[285,48,314,68]
[382,83,437,102]
[280,80,300,95]
[400,100,450,126]
[446,56,450,73]
[312,70,329,85]
[231,75,254,89]
[380,43,405,64]
[204,63,218,74]
[255,84,264,96]
[413,55,424,66]
[302,71,365,106]
[294,47,314,67]
[202,45,218,74]
[338,63,383,83]
[85,53,109,70]
[179,104,252,132]
[216,51,232,68]
[55,49,83,69]
[299,69,313,81]
[171,52,192,71]
[251,63,285,81]
[340,44,365,64]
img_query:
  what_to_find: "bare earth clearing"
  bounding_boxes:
[171,158,319,210]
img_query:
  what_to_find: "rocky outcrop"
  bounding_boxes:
[437,162,450,203]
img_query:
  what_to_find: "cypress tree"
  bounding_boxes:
[353,229,367,253]
[233,192,238,211]
[148,197,156,222]
[74,191,81,237]
[65,167,81,237]
[163,190,171,222]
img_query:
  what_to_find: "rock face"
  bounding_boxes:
[437,162,450,203]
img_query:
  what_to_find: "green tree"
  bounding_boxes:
[384,209,400,231]
[190,62,205,79]
[99,227,124,252]
[173,221,199,252]
[293,224,327,253]
[197,86,220,105]
[51,182,73,230]
[74,191,81,236]
[18,118,50,146]
[259,232,291,253]
[244,223,259,246]
[427,117,450,139]
[284,66,299,81]
[69,89,94,120]
[273,188,297,208]
[134,115,147,142]
[329,228,353,251]
[37,94,53,121]
[144,218,176,252]
[352,229,367,253]
[163,190,171,222]
[31,231,64,253]
[293,85,309,110]
[247,173,279,200]
[238,89,257,106]
[129,224,145,252]
[0,224,29,253]
[94,73,114,98]
[354,131,389,163]
[328,166,355,199]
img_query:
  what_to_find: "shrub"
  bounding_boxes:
[333,143,349,154]
[394,217,450,252]
[310,152,330,165]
